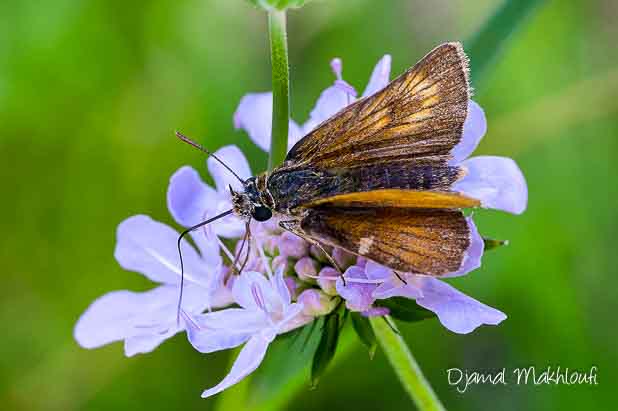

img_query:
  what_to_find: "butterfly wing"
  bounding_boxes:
[304,189,479,209]
[300,206,472,275]
[283,42,470,170]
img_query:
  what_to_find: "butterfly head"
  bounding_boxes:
[230,177,273,222]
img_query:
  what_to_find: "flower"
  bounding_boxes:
[74,215,231,356]
[182,269,309,398]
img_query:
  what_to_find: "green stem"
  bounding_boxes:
[369,316,446,411]
[267,9,290,171]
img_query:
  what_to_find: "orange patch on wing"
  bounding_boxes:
[306,189,480,209]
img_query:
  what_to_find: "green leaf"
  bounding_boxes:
[350,312,377,359]
[310,312,340,388]
[466,0,546,87]
[376,298,435,322]
[246,0,313,12]
[483,237,510,251]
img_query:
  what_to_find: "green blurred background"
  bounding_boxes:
[1,0,616,410]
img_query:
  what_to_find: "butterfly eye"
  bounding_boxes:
[252,206,272,222]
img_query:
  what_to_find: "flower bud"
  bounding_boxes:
[317,266,339,296]
[298,289,337,317]
[294,257,318,283]
[278,232,309,259]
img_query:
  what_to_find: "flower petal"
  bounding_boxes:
[415,278,506,334]
[207,145,252,193]
[201,334,272,398]
[362,55,391,97]
[167,166,217,227]
[166,166,223,258]
[364,260,392,281]
[74,286,178,351]
[302,58,357,134]
[450,100,487,164]
[372,276,423,300]
[271,266,291,306]
[114,215,210,286]
[454,156,528,214]
[443,217,484,278]
[232,271,281,312]
[336,265,375,312]
[124,331,177,357]
[233,92,302,152]
[183,309,265,353]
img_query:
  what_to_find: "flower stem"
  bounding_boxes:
[369,316,446,411]
[267,9,290,171]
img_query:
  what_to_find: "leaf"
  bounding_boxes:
[310,312,340,388]
[466,0,546,86]
[375,298,435,322]
[483,237,509,251]
[350,312,377,359]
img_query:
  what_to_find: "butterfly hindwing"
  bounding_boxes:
[300,206,472,275]
[283,42,470,170]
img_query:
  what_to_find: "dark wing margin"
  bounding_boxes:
[284,42,470,169]
[300,207,471,275]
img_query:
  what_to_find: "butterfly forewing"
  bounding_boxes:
[300,207,471,275]
[283,42,470,170]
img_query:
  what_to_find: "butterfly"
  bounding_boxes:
[176,42,479,312]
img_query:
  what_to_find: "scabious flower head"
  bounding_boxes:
[74,52,527,398]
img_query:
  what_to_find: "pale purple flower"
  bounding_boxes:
[365,260,506,334]
[182,269,309,398]
[74,215,230,356]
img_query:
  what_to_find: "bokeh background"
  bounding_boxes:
[1,0,616,410]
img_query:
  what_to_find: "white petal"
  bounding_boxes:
[362,55,391,97]
[114,215,210,286]
[183,309,266,353]
[233,92,304,153]
[454,156,528,214]
[450,100,487,164]
[416,278,507,334]
[201,334,272,398]
[207,145,252,193]
[232,271,281,312]
[74,286,177,350]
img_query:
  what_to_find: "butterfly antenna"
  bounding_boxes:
[238,221,252,274]
[175,131,245,183]
[176,209,234,326]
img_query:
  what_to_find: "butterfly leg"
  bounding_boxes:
[279,219,345,280]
